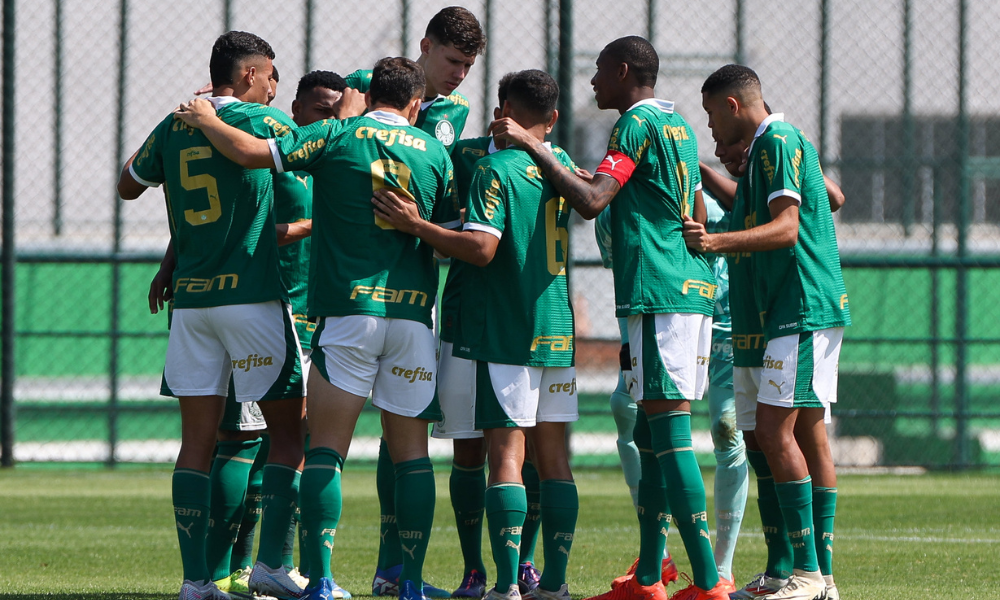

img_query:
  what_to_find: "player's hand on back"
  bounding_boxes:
[372,188,423,234]
[173,98,218,128]
[682,214,712,253]
[489,117,536,150]
[575,168,594,182]
[335,88,367,119]
[193,82,213,96]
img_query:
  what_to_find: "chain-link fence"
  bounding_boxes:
[2,0,998,468]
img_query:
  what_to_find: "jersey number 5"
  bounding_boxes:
[180,146,222,226]
[371,159,415,230]
[545,197,569,276]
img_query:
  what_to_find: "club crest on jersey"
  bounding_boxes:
[435,120,456,146]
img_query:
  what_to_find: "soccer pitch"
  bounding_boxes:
[0,468,997,599]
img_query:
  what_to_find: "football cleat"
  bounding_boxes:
[517,562,541,595]
[485,585,522,600]
[302,577,335,600]
[664,574,730,600]
[583,573,666,600]
[372,565,450,598]
[821,576,838,600]
[525,584,571,600]
[286,567,310,590]
[612,556,679,589]
[248,561,305,600]
[452,569,487,598]
[758,571,826,600]
[715,578,736,596]
[179,580,231,600]
[731,573,789,599]
[400,580,429,600]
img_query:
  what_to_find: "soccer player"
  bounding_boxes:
[175,56,459,600]
[491,37,729,600]
[688,64,851,600]
[343,9,487,595]
[372,68,580,600]
[117,31,307,600]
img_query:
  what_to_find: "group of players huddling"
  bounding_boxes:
[116,6,851,600]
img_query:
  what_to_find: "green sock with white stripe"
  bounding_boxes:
[231,434,267,572]
[649,411,719,591]
[173,468,212,584]
[395,457,436,587]
[485,482,527,592]
[775,477,819,573]
[812,486,837,576]
[206,438,261,582]
[634,409,669,587]
[299,447,343,587]
[256,464,302,569]
[747,449,793,579]
[377,438,403,570]
[451,462,488,575]
[538,479,578,592]
[519,460,542,565]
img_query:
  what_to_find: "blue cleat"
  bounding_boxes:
[452,570,487,598]
[373,565,451,598]
[517,563,541,596]
[400,579,429,600]
[302,577,334,600]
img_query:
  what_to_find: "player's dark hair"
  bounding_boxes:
[425,6,487,56]
[602,36,659,87]
[701,64,762,99]
[271,64,280,83]
[497,72,515,108]
[296,70,348,100]
[209,31,275,87]
[504,70,559,122]
[369,57,426,109]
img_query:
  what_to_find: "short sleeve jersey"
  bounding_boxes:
[271,112,459,328]
[594,205,614,269]
[454,144,577,367]
[594,99,715,318]
[745,115,851,340]
[727,178,766,368]
[130,99,292,309]
[704,190,733,388]
[346,69,470,152]
[273,170,314,345]
[440,136,494,343]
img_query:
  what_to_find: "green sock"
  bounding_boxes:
[774,477,819,573]
[747,450,792,579]
[538,479,578,592]
[812,487,837,576]
[634,410,669,587]
[649,411,719,591]
[231,435,267,572]
[299,447,344,587]
[377,438,403,569]
[256,464,302,568]
[395,458,436,586]
[298,434,311,576]
[206,439,261,582]
[173,469,212,583]
[282,509,297,570]
[520,460,542,565]
[485,483,527,591]
[451,463,487,575]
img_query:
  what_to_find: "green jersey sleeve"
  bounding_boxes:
[464,163,507,236]
[129,118,170,187]
[272,119,344,174]
[755,131,805,205]
[345,69,372,92]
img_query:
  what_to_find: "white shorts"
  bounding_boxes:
[432,342,481,439]
[311,315,440,419]
[163,301,304,403]
[758,328,843,410]
[733,366,762,432]
[474,362,578,429]
[220,394,268,431]
[626,313,711,402]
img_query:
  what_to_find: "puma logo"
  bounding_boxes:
[324,540,334,550]
[631,115,646,126]
[295,175,309,189]
[604,155,623,171]
[660,527,669,537]
[380,529,388,544]
[401,543,416,560]
[700,529,711,540]
[773,134,788,144]
[558,545,570,557]
[176,521,194,539]
[505,540,520,550]
[768,380,785,394]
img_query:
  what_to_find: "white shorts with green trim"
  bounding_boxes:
[310,315,440,420]
[758,328,843,410]
[474,362,578,429]
[626,313,711,402]
[163,301,304,403]
[432,341,482,439]
[733,366,762,432]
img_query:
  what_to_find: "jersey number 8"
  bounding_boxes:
[371,159,415,230]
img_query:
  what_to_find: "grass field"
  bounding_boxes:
[0,467,997,600]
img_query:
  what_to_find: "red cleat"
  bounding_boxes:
[612,556,679,589]
[584,573,667,600]
[665,574,731,600]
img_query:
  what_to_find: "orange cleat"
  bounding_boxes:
[666,575,732,600]
[584,573,667,600]
[611,555,679,589]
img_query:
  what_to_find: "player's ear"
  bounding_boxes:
[726,96,740,115]
[500,100,513,119]
[406,96,422,125]
[494,106,502,120]
[617,62,629,82]
[419,37,432,57]
[291,99,302,120]
[244,65,256,88]
[545,109,559,134]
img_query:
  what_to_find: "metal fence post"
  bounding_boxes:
[482,0,493,133]
[818,0,830,163]
[304,0,315,72]
[646,0,656,45]
[955,0,970,468]
[556,0,573,154]
[901,0,915,236]
[52,0,63,236]
[1,0,16,468]
[734,0,744,65]
[400,0,410,56]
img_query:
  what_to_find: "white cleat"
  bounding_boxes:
[760,571,826,600]
[286,567,311,590]
[820,576,838,600]
[485,584,522,600]
[524,584,570,600]
[249,562,306,600]
[179,579,231,600]
[731,572,788,599]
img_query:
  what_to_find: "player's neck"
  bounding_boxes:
[742,106,773,144]
[617,87,655,115]
[213,85,242,100]
[414,55,440,99]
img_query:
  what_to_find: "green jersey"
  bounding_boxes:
[727,178,765,367]
[745,115,851,339]
[454,144,577,367]
[130,98,292,309]
[440,136,495,343]
[594,99,715,318]
[705,190,733,388]
[271,111,459,328]
[273,170,314,345]
[345,69,470,152]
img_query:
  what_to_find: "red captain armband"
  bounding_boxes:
[595,150,636,188]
